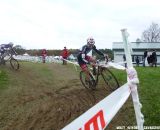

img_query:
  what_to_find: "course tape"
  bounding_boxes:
[62,58,126,70]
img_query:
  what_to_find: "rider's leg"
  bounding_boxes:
[80,64,90,81]
[86,56,97,75]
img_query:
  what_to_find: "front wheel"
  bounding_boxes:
[101,68,119,91]
[10,58,20,70]
[80,71,97,90]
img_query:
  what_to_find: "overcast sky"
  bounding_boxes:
[0,0,159,49]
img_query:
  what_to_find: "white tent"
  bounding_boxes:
[23,53,29,56]
[68,54,76,60]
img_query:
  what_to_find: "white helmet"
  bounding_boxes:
[87,37,95,45]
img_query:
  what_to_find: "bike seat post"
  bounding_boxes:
[92,66,96,75]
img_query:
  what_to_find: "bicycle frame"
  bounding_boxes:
[80,56,119,90]
[79,57,107,89]
[89,64,106,85]
[0,45,19,70]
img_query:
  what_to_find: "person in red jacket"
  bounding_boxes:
[61,46,69,65]
[41,49,47,63]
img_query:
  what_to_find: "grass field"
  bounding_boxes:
[112,66,160,126]
[0,62,160,130]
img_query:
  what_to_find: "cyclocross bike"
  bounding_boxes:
[0,44,20,70]
[80,57,119,90]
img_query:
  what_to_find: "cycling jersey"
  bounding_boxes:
[77,44,104,65]
[79,44,103,56]
[0,44,12,54]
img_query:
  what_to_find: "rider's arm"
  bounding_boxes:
[92,45,104,56]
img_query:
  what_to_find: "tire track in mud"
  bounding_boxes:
[3,83,110,130]
[51,85,110,129]
[50,77,112,129]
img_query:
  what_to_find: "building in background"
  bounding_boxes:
[112,42,160,65]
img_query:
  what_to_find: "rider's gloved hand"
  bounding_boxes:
[103,53,108,57]
[103,54,109,62]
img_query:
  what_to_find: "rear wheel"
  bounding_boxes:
[101,68,119,91]
[10,58,19,70]
[0,57,6,65]
[80,71,97,90]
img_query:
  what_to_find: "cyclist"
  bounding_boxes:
[77,37,107,86]
[0,43,13,64]
[0,43,12,54]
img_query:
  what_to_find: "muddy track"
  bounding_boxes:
[3,84,111,130]
[1,63,133,130]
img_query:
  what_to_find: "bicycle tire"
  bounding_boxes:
[10,58,20,70]
[101,68,119,91]
[80,71,97,90]
[0,57,5,65]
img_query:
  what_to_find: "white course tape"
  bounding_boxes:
[61,58,79,66]
[106,62,125,70]
[62,83,130,130]
[62,58,125,70]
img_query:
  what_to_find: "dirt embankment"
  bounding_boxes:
[0,62,135,130]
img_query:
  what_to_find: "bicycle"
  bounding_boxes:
[0,44,20,70]
[79,57,119,91]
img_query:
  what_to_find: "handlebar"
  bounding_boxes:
[96,55,108,64]
[88,56,109,68]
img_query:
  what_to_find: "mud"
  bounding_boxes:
[0,63,135,130]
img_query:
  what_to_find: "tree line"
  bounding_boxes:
[13,46,114,59]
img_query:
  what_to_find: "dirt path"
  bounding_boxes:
[0,62,135,130]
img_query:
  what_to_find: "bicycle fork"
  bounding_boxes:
[89,71,97,88]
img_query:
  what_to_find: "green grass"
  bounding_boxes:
[136,67,160,125]
[113,66,160,125]
[0,70,9,89]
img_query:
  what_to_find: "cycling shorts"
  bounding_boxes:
[77,54,93,71]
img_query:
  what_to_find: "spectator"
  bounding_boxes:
[147,52,153,66]
[123,54,127,68]
[61,46,69,65]
[135,56,140,67]
[143,50,148,67]
[41,49,47,63]
[151,50,157,67]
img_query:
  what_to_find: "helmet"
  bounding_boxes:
[87,37,95,45]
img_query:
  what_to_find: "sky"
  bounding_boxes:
[0,0,160,50]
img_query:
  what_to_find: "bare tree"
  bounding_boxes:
[141,22,160,42]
